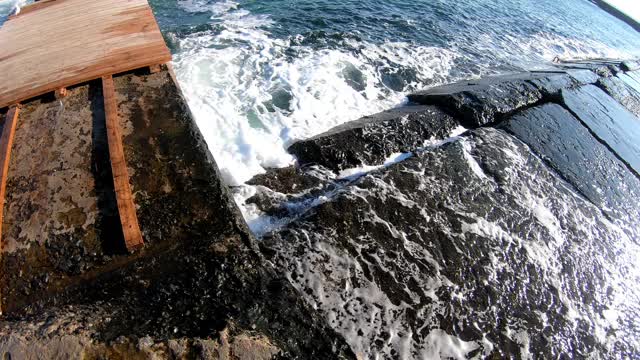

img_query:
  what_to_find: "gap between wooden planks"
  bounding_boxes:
[0,0,172,108]
[102,75,144,252]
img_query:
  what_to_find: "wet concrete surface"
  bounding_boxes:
[0,68,353,359]
[2,83,108,308]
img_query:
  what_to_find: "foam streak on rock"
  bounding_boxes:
[260,128,640,358]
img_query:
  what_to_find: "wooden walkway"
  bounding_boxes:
[0,0,173,255]
[0,0,172,108]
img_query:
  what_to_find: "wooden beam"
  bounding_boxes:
[0,105,21,252]
[102,75,144,252]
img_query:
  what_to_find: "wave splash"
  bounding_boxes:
[172,0,460,185]
[0,0,29,25]
[171,0,632,187]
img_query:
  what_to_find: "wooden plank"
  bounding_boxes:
[102,75,144,252]
[0,0,172,108]
[0,105,21,251]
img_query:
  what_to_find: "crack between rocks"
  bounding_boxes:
[496,124,618,225]
[556,99,640,181]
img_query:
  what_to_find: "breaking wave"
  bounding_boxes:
[172,1,458,185]
[170,0,637,187]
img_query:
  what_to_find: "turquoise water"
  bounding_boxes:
[154,0,640,68]
[146,0,640,185]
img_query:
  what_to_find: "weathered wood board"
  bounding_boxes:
[0,0,172,108]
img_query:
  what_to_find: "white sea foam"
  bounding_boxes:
[338,152,413,180]
[422,125,468,148]
[461,139,487,179]
[171,2,460,186]
[468,31,636,72]
[170,1,635,189]
[512,32,634,64]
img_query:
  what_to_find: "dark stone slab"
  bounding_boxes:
[561,85,640,175]
[527,71,578,96]
[243,165,341,220]
[499,103,640,227]
[619,71,640,94]
[262,128,640,358]
[598,75,640,117]
[288,105,461,172]
[565,68,600,84]
[622,60,640,72]
[557,60,622,77]
[628,71,640,83]
[408,73,545,127]
[248,166,327,195]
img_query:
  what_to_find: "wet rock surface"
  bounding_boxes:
[525,71,578,96]
[560,84,640,176]
[245,59,640,358]
[288,106,461,172]
[261,128,639,358]
[597,75,640,117]
[0,69,353,359]
[499,103,640,234]
[3,58,640,359]
[407,73,546,127]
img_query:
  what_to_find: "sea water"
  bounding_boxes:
[149,0,640,186]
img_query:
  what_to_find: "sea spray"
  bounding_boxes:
[168,0,638,187]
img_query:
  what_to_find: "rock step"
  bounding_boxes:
[276,60,640,184]
[288,105,461,172]
[406,70,603,127]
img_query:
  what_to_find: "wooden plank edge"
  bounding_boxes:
[0,54,172,109]
[165,63,183,92]
[0,104,21,315]
[101,75,144,253]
